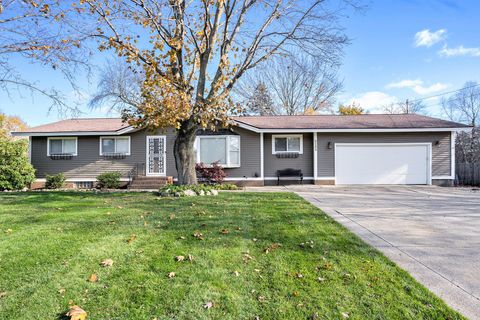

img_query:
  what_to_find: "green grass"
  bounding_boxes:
[0,192,463,320]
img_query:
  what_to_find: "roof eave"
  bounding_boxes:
[11,126,137,137]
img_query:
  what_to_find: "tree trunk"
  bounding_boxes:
[174,120,198,185]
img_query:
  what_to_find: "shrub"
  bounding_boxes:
[45,173,66,189]
[96,172,122,189]
[0,138,36,190]
[195,162,226,184]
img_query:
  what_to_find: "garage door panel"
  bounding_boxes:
[335,144,429,185]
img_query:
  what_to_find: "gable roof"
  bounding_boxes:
[232,114,469,130]
[13,118,132,136]
[12,114,468,136]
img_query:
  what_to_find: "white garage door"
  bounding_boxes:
[335,144,430,185]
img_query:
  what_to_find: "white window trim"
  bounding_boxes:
[99,136,131,156]
[195,135,241,168]
[47,137,78,156]
[272,134,303,154]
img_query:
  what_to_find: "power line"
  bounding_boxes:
[408,83,480,104]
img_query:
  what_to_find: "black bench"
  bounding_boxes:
[276,168,303,185]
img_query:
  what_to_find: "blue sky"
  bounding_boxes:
[1,0,480,126]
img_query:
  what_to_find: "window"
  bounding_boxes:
[47,137,77,156]
[100,137,131,155]
[196,135,240,168]
[272,135,303,154]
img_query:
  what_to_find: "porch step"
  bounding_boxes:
[128,176,169,190]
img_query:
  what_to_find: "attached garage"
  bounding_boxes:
[335,143,431,185]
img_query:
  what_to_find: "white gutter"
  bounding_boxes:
[12,126,137,137]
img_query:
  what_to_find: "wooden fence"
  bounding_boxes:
[456,163,480,186]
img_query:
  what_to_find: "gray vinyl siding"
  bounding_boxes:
[316,132,452,178]
[31,128,177,179]
[221,127,261,178]
[264,133,313,177]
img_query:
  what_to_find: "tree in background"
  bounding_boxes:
[338,103,365,115]
[51,0,357,184]
[243,82,275,116]
[382,100,427,115]
[442,81,480,163]
[0,137,35,190]
[236,54,342,115]
[0,113,28,138]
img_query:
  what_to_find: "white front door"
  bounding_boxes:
[335,143,431,185]
[146,136,166,176]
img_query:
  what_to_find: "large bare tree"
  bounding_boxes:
[236,54,342,115]
[0,1,89,113]
[40,0,356,184]
[442,81,480,163]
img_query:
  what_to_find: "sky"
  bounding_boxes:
[1,0,480,126]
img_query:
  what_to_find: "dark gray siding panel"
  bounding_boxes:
[31,126,261,180]
[264,133,313,177]
[222,127,261,178]
[31,128,178,179]
[316,132,451,178]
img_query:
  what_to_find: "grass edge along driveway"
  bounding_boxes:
[0,192,465,320]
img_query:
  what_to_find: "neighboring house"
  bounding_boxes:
[12,114,469,188]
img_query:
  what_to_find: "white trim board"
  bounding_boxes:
[35,178,131,182]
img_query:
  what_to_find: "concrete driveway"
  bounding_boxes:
[255,185,480,319]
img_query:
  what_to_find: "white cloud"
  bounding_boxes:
[439,45,480,57]
[347,91,398,113]
[386,79,448,95]
[414,29,447,47]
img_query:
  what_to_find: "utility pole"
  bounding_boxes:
[405,99,409,114]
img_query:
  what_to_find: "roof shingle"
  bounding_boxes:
[15,114,468,135]
[232,114,469,129]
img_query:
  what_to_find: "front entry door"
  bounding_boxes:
[146,136,166,176]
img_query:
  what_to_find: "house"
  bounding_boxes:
[12,114,469,188]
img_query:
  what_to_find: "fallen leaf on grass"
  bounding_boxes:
[317,277,326,282]
[0,291,6,298]
[192,231,204,240]
[167,272,176,278]
[341,312,349,318]
[127,234,137,244]
[232,271,240,277]
[220,229,229,234]
[58,288,66,295]
[296,273,303,278]
[100,259,113,267]
[188,254,194,261]
[292,291,300,297]
[203,301,214,309]
[117,206,123,209]
[66,305,87,320]
[242,253,254,262]
[264,243,282,254]
[87,273,98,282]
[178,236,186,240]
[235,227,242,231]
[175,255,185,262]
[257,296,266,303]
[106,212,111,215]
[5,229,12,234]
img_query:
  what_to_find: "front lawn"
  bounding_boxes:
[0,192,463,319]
